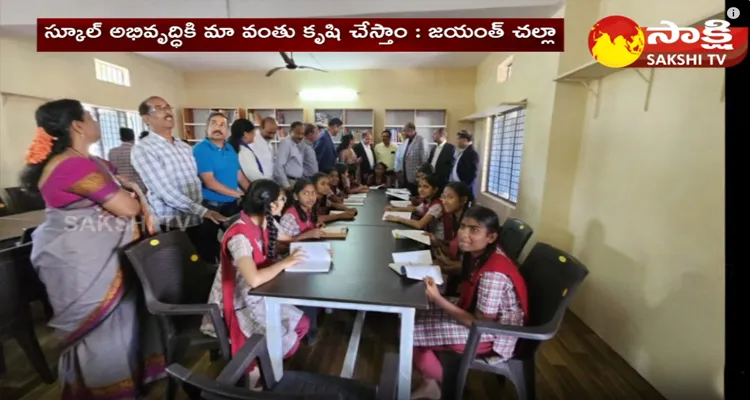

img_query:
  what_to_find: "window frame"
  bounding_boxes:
[84,104,147,159]
[94,59,131,87]
[483,107,526,205]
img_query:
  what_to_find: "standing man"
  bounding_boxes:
[451,130,480,196]
[400,122,427,195]
[251,117,277,180]
[374,130,398,172]
[427,128,456,185]
[300,123,319,178]
[131,96,226,259]
[108,127,146,193]
[313,117,342,172]
[274,121,305,190]
[353,131,376,182]
[193,112,250,263]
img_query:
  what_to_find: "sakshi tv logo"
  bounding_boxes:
[588,15,748,68]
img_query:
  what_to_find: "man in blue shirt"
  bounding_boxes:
[313,117,342,172]
[193,112,251,262]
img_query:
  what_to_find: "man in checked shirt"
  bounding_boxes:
[131,96,227,260]
[108,127,146,193]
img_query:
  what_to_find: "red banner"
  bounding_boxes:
[36,18,564,52]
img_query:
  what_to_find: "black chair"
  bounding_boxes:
[123,230,231,400]
[5,187,45,213]
[15,226,54,322]
[0,243,55,383]
[167,334,399,400]
[438,242,589,400]
[499,218,534,264]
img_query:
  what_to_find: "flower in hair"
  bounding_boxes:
[25,127,56,164]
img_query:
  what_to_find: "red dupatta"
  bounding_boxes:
[219,212,270,357]
[456,248,529,322]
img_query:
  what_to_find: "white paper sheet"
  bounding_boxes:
[287,242,332,272]
[369,185,384,190]
[383,211,412,221]
[392,229,431,245]
[387,188,411,194]
[386,192,411,201]
[390,200,411,207]
[392,250,433,264]
[387,263,443,285]
[348,193,367,199]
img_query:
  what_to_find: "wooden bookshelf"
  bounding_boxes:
[182,107,243,144]
[313,108,375,143]
[246,108,305,144]
[384,109,447,145]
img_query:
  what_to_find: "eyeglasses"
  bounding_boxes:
[149,105,173,114]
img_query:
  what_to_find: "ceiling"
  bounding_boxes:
[0,0,564,71]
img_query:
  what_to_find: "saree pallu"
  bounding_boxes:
[31,204,166,399]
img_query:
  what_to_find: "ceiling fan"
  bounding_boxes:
[265,52,329,77]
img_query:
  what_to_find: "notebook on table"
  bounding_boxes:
[321,226,348,239]
[392,229,431,245]
[369,184,384,190]
[287,242,333,273]
[348,193,367,199]
[385,191,410,201]
[383,211,412,221]
[390,200,411,207]
[343,199,365,206]
[388,250,443,284]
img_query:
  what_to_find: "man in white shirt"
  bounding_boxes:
[427,128,456,185]
[250,117,277,180]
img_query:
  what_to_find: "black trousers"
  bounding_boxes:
[198,200,241,264]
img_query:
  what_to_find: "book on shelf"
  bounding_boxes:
[389,250,442,284]
[287,242,332,273]
[276,111,286,124]
[383,211,411,220]
[392,229,431,245]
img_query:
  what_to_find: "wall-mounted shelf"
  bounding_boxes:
[314,108,374,143]
[384,109,447,145]
[182,107,242,143]
[555,10,726,117]
[460,101,527,122]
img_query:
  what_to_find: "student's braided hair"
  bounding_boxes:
[459,206,503,283]
[241,179,282,259]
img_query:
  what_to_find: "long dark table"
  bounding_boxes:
[253,189,428,399]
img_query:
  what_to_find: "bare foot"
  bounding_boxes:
[411,378,441,399]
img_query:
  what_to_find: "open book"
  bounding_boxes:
[390,200,411,208]
[389,250,443,284]
[387,188,411,195]
[348,193,367,199]
[321,226,348,239]
[383,211,412,221]
[287,242,333,273]
[392,229,431,245]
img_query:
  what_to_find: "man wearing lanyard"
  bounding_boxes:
[193,112,251,263]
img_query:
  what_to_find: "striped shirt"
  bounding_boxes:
[107,142,145,193]
[131,132,208,228]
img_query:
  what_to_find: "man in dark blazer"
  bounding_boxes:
[353,130,376,179]
[427,128,456,185]
[450,130,480,196]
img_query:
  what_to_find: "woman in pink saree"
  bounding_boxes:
[20,99,165,399]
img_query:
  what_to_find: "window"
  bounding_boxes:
[485,108,525,204]
[85,104,147,158]
[94,59,130,87]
